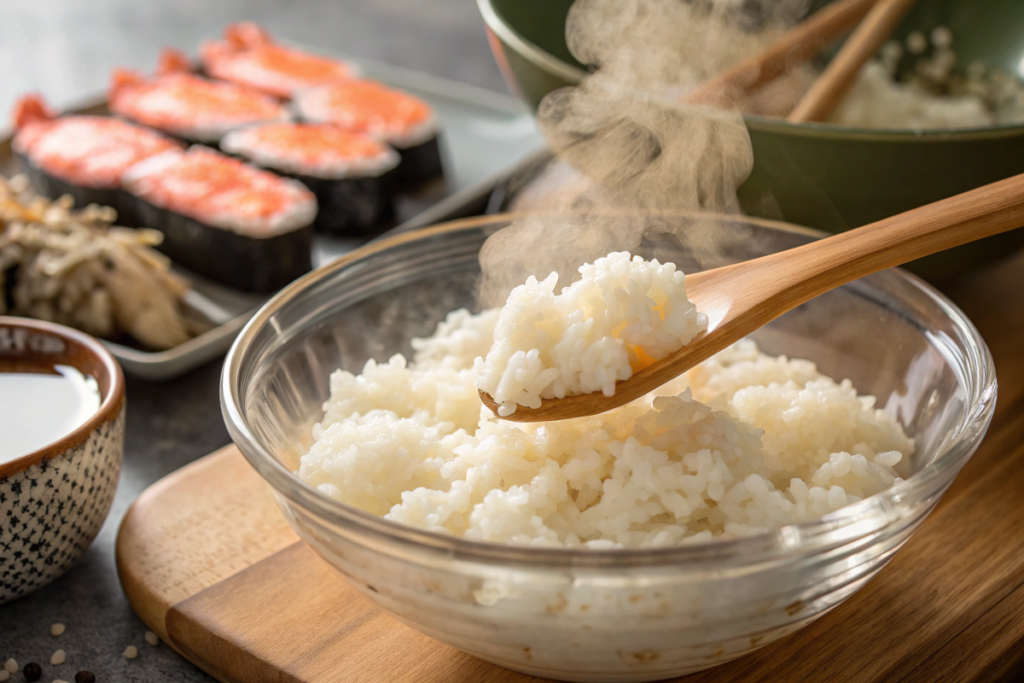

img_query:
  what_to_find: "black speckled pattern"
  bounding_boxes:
[0,407,124,604]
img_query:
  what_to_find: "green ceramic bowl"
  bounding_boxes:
[478,0,1024,277]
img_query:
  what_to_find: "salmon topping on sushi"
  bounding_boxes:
[201,22,354,99]
[156,47,194,76]
[294,80,437,148]
[220,123,399,179]
[12,93,56,129]
[120,146,317,237]
[109,54,289,143]
[12,94,181,189]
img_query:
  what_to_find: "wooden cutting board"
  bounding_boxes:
[115,249,1024,683]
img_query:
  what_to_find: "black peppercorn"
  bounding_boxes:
[22,662,43,682]
[75,672,97,683]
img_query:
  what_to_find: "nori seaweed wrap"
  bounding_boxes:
[221,123,398,235]
[391,135,444,187]
[120,146,317,292]
[11,94,181,226]
[293,79,445,188]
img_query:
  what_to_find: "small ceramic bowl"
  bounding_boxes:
[0,317,125,604]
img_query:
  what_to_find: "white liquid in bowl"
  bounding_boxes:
[0,365,101,465]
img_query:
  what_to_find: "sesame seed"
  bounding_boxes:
[51,650,66,666]
[53,679,71,683]
[145,631,160,646]
[2,660,16,674]
[0,670,9,682]
[123,646,138,660]
[51,624,66,637]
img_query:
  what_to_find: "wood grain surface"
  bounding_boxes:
[115,448,299,644]
[117,447,547,683]
[116,249,1024,683]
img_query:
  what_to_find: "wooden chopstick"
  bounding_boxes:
[684,0,880,109]
[788,0,920,122]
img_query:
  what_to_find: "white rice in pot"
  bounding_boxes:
[822,27,1024,130]
[827,61,994,130]
[298,254,914,549]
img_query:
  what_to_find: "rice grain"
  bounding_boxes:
[300,273,913,549]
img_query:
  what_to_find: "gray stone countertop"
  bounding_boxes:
[0,1,507,680]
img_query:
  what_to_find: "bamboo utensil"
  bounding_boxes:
[480,172,1024,421]
[684,0,880,108]
[789,0,920,122]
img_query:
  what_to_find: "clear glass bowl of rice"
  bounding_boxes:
[221,213,995,683]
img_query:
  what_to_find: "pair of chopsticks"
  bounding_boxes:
[685,0,919,122]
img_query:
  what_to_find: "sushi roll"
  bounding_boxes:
[293,80,444,187]
[221,123,398,235]
[120,146,317,292]
[10,94,182,226]
[200,22,355,99]
[108,48,290,146]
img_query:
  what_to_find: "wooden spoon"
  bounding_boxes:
[788,0,920,123]
[684,0,880,109]
[480,173,1024,422]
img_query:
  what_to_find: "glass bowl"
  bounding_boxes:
[222,214,996,683]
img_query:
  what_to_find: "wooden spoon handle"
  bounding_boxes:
[685,0,880,109]
[730,173,1024,314]
[482,175,1024,423]
[788,0,919,122]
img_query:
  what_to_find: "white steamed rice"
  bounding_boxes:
[475,252,708,416]
[823,28,1024,130]
[297,253,914,549]
[827,61,994,130]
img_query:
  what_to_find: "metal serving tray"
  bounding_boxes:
[0,53,545,380]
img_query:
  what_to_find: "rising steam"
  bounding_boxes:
[479,0,811,305]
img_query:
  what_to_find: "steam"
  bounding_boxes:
[477,214,647,306]
[564,0,808,91]
[538,81,754,214]
[479,0,811,306]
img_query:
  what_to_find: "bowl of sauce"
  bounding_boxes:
[0,317,125,604]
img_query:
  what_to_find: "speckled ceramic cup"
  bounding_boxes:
[0,317,125,604]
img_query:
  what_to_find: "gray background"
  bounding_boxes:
[0,1,508,680]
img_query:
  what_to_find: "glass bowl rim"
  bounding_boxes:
[221,212,997,568]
